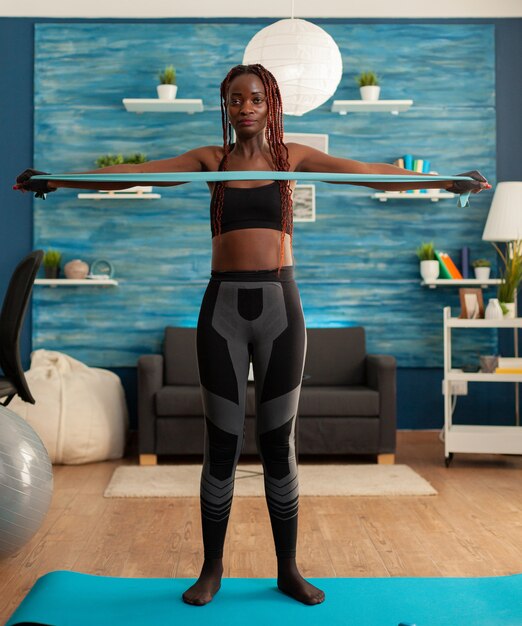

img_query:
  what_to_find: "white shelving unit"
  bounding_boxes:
[331,100,413,115]
[442,306,522,465]
[372,191,454,202]
[35,279,118,287]
[123,99,204,114]
[422,278,502,289]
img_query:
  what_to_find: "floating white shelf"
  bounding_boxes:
[372,191,454,202]
[35,278,118,287]
[77,192,161,200]
[331,100,413,115]
[421,278,502,289]
[123,98,204,114]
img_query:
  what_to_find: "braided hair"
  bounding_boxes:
[213,64,293,273]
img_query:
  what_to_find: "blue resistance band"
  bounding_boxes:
[32,171,474,207]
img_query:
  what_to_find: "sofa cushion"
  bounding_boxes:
[162,327,368,387]
[302,328,366,386]
[297,386,379,417]
[164,327,200,386]
[238,386,378,418]
[156,384,378,418]
[157,384,259,417]
[156,385,203,416]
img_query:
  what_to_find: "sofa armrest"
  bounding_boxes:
[366,355,397,453]
[137,354,164,454]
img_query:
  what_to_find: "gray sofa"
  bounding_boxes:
[138,326,396,465]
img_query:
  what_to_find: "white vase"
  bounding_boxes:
[474,267,491,280]
[360,86,380,101]
[502,302,516,319]
[420,260,440,283]
[485,298,504,320]
[64,259,89,279]
[157,84,178,100]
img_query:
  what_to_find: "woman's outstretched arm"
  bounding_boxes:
[14,146,213,193]
[290,143,491,193]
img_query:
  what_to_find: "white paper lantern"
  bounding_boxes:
[243,18,343,116]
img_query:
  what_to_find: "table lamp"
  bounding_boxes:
[482,182,522,242]
[482,181,522,424]
[482,181,522,313]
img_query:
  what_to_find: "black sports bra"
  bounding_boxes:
[210,150,292,238]
[210,181,293,238]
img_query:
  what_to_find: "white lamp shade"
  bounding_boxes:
[242,18,343,117]
[482,181,522,241]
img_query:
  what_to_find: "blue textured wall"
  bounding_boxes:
[33,22,495,368]
[2,17,521,430]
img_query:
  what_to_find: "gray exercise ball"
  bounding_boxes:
[0,404,53,558]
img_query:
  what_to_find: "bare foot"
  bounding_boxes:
[277,559,325,605]
[182,558,224,606]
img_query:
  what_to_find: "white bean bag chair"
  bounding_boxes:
[8,349,128,465]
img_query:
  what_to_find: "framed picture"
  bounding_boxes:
[459,288,485,319]
[293,184,316,222]
[284,132,329,154]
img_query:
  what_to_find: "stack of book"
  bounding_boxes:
[434,250,463,279]
[393,155,434,194]
[495,358,522,374]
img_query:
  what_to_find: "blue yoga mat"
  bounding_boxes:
[6,571,522,626]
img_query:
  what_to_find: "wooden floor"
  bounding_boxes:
[1,431,522,621]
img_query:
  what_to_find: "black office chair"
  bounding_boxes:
[0,250,44,407]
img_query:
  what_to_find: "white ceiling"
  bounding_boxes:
[2,0,521,18]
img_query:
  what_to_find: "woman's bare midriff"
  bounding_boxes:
[211,228,294,271]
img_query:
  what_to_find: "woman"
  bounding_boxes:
[15,64,490,607]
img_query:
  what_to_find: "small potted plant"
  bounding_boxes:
[496,240,522,318]
[95,153,148,169]
[416,241,439,282]
[43,249,62,279]
[472,258,491,281]
[356,71,381,101]
[157,65,177,100]
[95,153,150,194]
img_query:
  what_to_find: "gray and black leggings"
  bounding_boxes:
[196,265,306,559]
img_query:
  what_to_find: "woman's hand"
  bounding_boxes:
[446,170,491,195]
[13,168,56,199]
